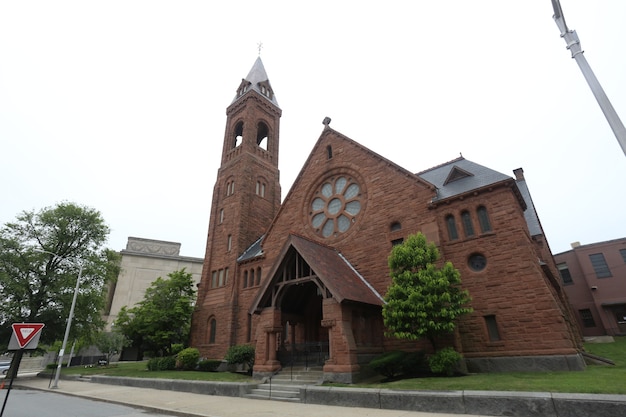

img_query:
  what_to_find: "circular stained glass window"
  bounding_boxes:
[310,176,362,238]
[468,253,487,272]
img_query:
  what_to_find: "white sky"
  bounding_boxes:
[1,1,625,259]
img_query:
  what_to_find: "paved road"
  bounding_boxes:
[2,389,177,417]
[12,377,489,417]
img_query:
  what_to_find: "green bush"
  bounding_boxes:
[428,347,462,376]
[369,351,408,379]
[176,347,200,371]
[146,356,176,371]
[171,344,184,355]
[197,359,221,372]
[225,344,255,370]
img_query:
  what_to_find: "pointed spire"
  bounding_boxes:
[232,57,279,107]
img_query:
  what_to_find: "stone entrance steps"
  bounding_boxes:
[246,366,323,402]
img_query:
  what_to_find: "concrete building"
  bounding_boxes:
[105,237,203,331]
[190,58,583,383]
[554,238,626,337]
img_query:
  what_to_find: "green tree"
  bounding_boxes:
[0,202,120,347]
[94,331,130,364]
[383,233,472,351]
[114,269,196,357]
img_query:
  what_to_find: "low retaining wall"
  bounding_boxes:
[79,376,626,417]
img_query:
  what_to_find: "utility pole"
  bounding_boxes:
[551,0,626,156]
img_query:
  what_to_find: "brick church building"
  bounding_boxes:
[190,57,584,382]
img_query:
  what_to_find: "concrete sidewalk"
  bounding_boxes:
[11,376,486,417]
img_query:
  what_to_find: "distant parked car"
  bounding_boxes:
[0,361,10,375]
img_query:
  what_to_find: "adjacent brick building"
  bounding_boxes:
[554,238,626,337]
[190,58,584,382]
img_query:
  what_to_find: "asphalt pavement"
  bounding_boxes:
[9,376,489,417]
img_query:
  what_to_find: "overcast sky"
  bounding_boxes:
[1,1,624,259]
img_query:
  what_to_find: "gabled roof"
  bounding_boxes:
[417,157,516,203]
[249,234,384,314]
[231,57,279,107]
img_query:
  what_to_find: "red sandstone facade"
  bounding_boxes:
[191,58,583,382]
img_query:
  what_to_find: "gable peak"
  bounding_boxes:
[443,164,474,185]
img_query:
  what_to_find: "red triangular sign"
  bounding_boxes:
[12,323,45,349]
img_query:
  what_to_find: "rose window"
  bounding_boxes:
[310,176,362,238]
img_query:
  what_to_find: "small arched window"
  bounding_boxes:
[446,215,458,240]
[209,318,217,344]
[327,145,333,159]
[219,209,224,223]
[477,206,492,233]
[256,267,261,285]
[461,211,475,237]
[243,270,248,288]
[390,222,402,232]
[249,269,255,286]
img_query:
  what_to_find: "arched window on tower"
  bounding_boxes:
[257,122,269,150]
[446,214,458,240]
[233,121,244,148]
[256,267,261,285]
[327,145,333,159]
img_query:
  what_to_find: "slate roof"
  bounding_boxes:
[250,235,384,313]
[515,178,542,236]
[231,57,279,107]
[417,157,513,202]
[237,235,264,262]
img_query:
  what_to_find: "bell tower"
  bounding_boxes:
[191,57,282,357]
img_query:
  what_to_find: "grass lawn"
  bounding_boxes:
[57,336,626,394]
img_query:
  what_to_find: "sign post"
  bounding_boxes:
[1,323,45,417]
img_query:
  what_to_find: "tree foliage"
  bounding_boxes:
[0,202,120,347]
[383,233,472,351]
[94,331,130,363]
[114,269,196,357]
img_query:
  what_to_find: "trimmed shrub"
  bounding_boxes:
[197,359,221,372]
[147,356,176,371]
[428,347,462,376]
[369,351,407,379]
[176,347,200,371]
[225,344,255,372]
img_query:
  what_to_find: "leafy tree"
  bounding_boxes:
[0,202,120,347]
[383,233,472,351]
[94,331,130,364]
[114,269,195,357]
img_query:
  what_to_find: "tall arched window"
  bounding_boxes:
[233,122,244,148]
[461,211,475,237]
[477,206,492,233]
[209,318,217,344]
[243,270,248,288]
[446,215,458,240]
[256,267,261,285]
[257,122,269,150]
[249,269,255,286]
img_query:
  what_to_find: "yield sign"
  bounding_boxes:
[11,323,45,349]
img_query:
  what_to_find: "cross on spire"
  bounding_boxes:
[257,42,263,56]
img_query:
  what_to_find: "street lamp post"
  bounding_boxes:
[36,249,83,389]
[551,0,626,156]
